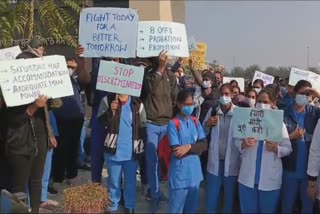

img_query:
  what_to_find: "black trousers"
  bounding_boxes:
[52,118,83,183]
[7,141,47,213]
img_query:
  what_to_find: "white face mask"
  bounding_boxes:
[254,88,261,94]
[68,68,75,76]
[248,98,256,107]
[295,94,309,107]
[219,96,232,105]
[202,80,212,89]
[256,103,271,109]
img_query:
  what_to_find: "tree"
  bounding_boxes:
[0,0,82,48]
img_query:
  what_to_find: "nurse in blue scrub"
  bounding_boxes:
[203,83,241,213]
[167,89,208,213]
[236,89,292,213]
[282,80,320,213]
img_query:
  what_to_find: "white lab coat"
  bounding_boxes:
[203,104,241,177]
[235,123,292,191]
[307,119,320,200]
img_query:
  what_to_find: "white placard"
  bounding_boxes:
[79,7,139,58]
[96,61,144,97]
[223,77,245,92]
[252,71,274,87]
[137,21,189,58]
[289,67,320,91]
[0,46,22,61]
[0,55,74,107]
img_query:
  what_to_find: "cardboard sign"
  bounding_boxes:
[232,107,284,142]
[0,46,22,61]
[183,42,207,70]
[0,55,74,107]
[137,21,189,58]
[223,77,245,92]
[96,61,144,97]
[289,67,320,91]
[79,7,139,58]
[252,71,274,86]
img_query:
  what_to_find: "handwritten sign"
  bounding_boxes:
[0,46,22,61]
[232,107,284,142]
[223,77,245,92]
[289,67,320,91]
[252,71,274,87]
[79,7,139,58]
[96,61,144,97]
[137,21,189,58]
[0,55,74,107]
[188,36,197,52]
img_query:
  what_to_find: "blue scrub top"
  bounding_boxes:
[254,141,264,185]
[106,97,133,162]
[167,115,206,189]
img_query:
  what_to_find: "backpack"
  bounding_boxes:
[158,116,198,182]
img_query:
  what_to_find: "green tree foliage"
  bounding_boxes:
[0,0,82,48]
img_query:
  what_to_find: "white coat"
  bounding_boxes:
[307,119,320,200]
[203,104,241,177]
[235,123,292,191]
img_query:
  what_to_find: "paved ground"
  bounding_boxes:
[47,168,207,213]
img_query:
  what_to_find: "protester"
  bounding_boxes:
[140,50,178,212]
[98,93,146,213]
[229,80,239,88]
[237,88,292,213]
[203,83,241,213]
[52,54,89,186]
[245,90,257,108]
[281,80,320,213]
[214,71,223,88]
[167,90,207,213]
[232,86,241,96]
[252,79,264,94]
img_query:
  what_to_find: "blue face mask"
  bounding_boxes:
[181,105,194,116]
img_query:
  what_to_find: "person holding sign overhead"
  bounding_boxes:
[98,93,146,214]
[140,50,178,213]
[203,83,241,213]
[281,80,320,213]
[236,88,292,213]
[167,89,207,213]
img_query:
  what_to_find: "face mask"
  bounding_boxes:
[248,98,256,107]
[256,103,271,109]
[181,105,194,116]
[176,78,180,85]
[68,68,75,76]
[254,88,261,94]
[202,81,212,89]
[219,96,232,105]
[295,94,309,107]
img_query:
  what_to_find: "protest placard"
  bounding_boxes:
[0,55,74,107]
[252,71,274,86]
[188,36,197,52]
[0,46,22,61]
[182,42,207,70]
[96,61,144,97]
[137,21,189,58]
[289,67,320,91]
[79,7,139,58]
[223,77,245,92]
[232,107,284,142]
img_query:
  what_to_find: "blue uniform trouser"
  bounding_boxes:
[281,173,314,213]
[105,156,137,212]
[239,183,280,213]
[206,161,237,213]
[146,123,167,200]
[168,185,200,213]
[78,121,86,166]
[41,149,53,202]
[90,109,105,183]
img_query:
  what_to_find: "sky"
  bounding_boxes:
[185,1,320,71]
